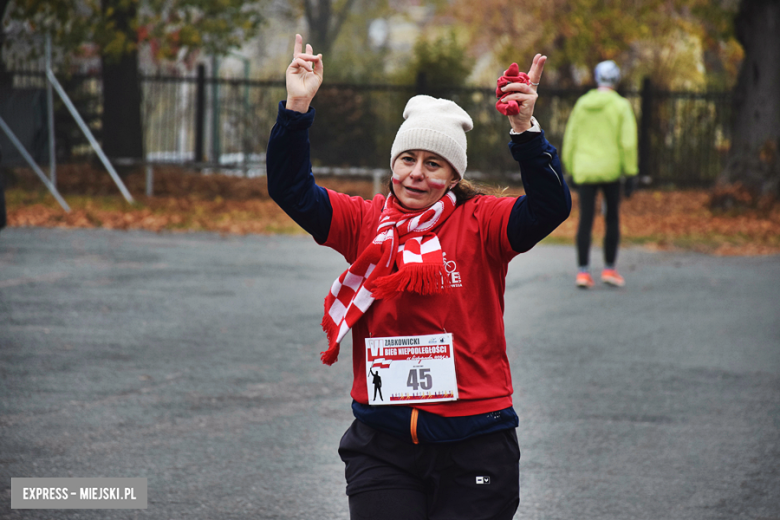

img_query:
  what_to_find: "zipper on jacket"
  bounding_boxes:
[410,408,420,444]
[543,152,563,186]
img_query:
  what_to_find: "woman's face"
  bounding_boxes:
[391,150,458,210]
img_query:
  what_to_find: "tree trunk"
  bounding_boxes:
[100,0,144,162]
[303,0,356,55]
[714,0,780,208]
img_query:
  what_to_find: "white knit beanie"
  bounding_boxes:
[390,95,474,179]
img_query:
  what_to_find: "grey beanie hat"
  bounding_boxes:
[594,60,621,87]
[390,95,474,179]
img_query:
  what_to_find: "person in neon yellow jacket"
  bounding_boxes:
[562,60,638,289]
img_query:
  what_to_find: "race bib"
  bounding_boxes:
[365,333,458,405]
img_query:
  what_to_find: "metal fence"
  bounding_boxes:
[6,69,733,187]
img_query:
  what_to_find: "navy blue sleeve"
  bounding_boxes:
[506,130,572,253]
[266,101,332,244]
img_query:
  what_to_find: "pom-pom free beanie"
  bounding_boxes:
[594,60,621,87]
[390,95,474,179]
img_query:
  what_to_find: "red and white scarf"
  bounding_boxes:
[320,191,457,365]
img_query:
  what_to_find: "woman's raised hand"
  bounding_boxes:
[285,34,323,113]
[500,54,547,133]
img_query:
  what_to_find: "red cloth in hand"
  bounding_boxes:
[495,63,531,116]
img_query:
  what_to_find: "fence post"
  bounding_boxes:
[45,33,56,187]
[639,77,653,181]
[415,71,428,96]
[195,64,206,163]
[145,164,153,197]
[211,56,221,165]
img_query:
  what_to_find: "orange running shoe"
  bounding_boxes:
[576,272,595,289]
[601,268,625,287]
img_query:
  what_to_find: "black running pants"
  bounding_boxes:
[576,181,621,267]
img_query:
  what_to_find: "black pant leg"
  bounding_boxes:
[428,429,520,520]
[602,181,621,266]
[349,489,427,520]
[576,184,597,267]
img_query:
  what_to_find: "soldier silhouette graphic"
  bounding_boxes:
[369,367,383,401]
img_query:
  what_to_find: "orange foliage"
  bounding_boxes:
[5,165,780,256]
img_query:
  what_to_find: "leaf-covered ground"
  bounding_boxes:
[5,164,780,256]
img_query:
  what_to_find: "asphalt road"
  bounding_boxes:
[1,227,778,520]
